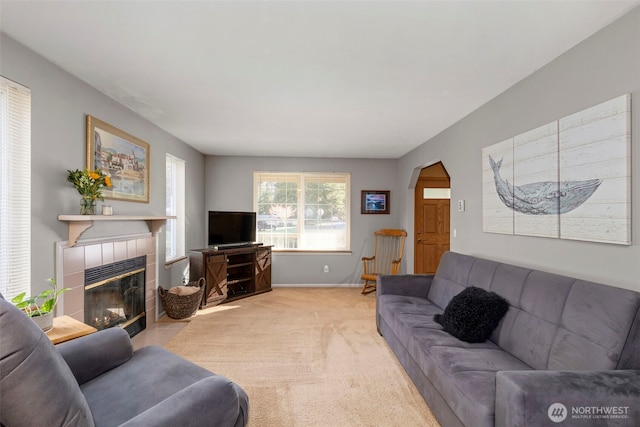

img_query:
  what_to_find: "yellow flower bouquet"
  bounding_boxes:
[67,169,112,215]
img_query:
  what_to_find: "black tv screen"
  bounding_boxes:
[208,211,256,246]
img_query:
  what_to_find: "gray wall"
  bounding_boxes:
[3,6,638,294]
[397,8,640,292]
[0,34,206,295]
[205,156,400,284]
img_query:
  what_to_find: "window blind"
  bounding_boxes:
[0,76,31,300]
[165,153,185,262]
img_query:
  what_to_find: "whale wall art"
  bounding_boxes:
[482,94,631,245]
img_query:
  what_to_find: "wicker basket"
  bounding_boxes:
[158,278,205,320]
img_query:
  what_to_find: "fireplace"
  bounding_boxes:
[84,256,146,337]
[57,235,157,336]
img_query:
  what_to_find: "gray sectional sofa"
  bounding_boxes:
[377,251,640,427]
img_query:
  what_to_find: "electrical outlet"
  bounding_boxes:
[458,200,465,212]
[323,265,329,273]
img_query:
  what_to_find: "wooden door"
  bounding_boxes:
[414,163,450,274]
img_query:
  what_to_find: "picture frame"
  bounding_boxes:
[361,190,390,214]
[87,115,150,203]
[482,94,631,245]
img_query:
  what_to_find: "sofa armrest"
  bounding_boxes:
[119,376,249,427]
[377,274,434,299]
[56,327,133,385]
[496,370,640,427]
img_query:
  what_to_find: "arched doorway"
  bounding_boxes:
[414,162,450,274]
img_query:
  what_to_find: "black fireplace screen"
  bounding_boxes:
[85,256,146,337]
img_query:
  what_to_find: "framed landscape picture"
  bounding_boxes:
[361,190,390,214]
[87,115,150,203]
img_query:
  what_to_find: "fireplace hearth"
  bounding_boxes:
[84,256,146,337]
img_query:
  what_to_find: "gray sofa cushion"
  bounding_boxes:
[58,327,133,385]
[377,294,441,340]
[80,345,244,427]
[0,297,95,427]
[548,280,640,370]
[496,370,640,427]
[118,376,249,427]
[419,346,530,427]
[427,252,640,371]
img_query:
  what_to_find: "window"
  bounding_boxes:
[165,154,185,263]
[254,172,350,251]
[423,188,451,199]
[0,77,31,300]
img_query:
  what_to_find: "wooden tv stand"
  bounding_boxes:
[189,245,272,306]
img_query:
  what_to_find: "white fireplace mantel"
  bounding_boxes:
[58,215,176,246]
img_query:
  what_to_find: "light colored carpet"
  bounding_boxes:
[164,287,440,427]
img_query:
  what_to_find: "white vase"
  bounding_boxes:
[31,312,54,332]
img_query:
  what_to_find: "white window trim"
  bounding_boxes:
[254,171,351,252]
[0,76,31,300]
[165,154,185,264]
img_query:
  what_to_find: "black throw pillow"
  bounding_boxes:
[433,286,509,343]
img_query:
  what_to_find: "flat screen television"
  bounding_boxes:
[208,211,257,247]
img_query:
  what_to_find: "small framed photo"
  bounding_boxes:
[87,115,150,203]
[361,190,390,214]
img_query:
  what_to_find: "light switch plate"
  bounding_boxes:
[458,200,465,212]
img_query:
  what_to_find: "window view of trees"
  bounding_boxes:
[254,172,350,250]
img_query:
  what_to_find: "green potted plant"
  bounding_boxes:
[11,278,69,332]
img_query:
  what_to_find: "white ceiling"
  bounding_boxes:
[1,1,638,159]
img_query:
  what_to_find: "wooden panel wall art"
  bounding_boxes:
[482,94,631,245]
[482,138,514,235]
[514,121,560,239]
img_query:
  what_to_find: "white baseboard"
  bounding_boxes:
[273,283,360,288]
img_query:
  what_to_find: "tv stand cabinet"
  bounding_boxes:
[189,245,272,306]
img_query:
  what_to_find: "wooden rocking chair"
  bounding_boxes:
[361,229,407,294]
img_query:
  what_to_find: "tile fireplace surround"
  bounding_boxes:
[56,235,158,328]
